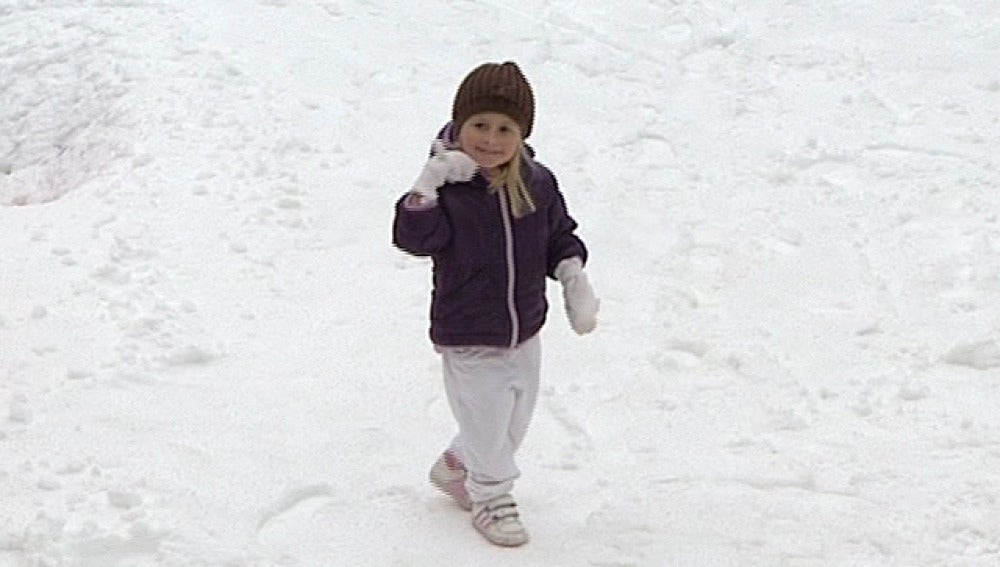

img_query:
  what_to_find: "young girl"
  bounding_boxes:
[392,61,599,547]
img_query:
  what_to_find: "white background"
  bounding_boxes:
[2,1,999,565]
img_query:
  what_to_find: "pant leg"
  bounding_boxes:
[440,335,541,503]
[506,334,541,455]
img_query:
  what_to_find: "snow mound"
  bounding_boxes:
[0,5,137,206]
[943,340,1000,371]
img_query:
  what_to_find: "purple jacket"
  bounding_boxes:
[393,146,588,348]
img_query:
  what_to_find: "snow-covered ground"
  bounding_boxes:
[2,1,1000,565]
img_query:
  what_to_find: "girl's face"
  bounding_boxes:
[456,112,522,172]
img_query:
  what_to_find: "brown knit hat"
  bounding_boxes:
[452,61,535,138]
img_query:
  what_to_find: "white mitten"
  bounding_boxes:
[411,140,479,204]
[554,257,599,335]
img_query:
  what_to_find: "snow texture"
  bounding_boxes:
[2,0,1000,566]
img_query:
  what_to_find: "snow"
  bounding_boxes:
[2,0,999,565]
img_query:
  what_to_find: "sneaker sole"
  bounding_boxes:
[473,519,529,547]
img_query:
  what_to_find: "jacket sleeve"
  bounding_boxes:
[392,193,453,256]
[545,173,589,277]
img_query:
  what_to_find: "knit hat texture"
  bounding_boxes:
[452,61,535,138]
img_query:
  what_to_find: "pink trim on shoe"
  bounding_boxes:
[429,450,473,511]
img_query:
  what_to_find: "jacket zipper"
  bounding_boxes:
[497,187,519,348]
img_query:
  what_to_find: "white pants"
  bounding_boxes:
[438,334,541,503]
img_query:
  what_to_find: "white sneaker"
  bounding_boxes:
[429,450,472,511]
[472,494,529,547]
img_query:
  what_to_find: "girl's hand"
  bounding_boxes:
[410,141,478,205]
[555,257,599,335]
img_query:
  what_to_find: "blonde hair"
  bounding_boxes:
[489,145,536,218]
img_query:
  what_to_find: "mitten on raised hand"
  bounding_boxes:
[554,257,599,335]
[410,140,479,205]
